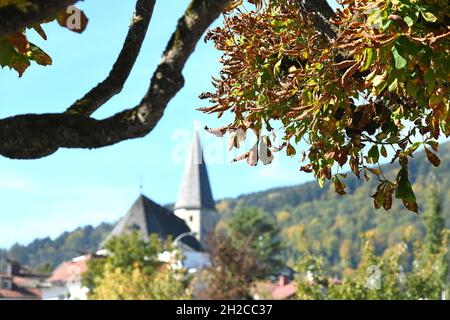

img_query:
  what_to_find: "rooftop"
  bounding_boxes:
[102,195,202,251]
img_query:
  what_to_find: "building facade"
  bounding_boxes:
[174,131,218,244]
[0,260,46,300]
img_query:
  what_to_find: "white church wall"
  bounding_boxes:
[183,250,210,272]
[174,208,201,239]
[174,208,218,243]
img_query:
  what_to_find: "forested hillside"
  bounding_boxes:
[1,143,449,274]
[216,143,450,273]
[0,224,112,272]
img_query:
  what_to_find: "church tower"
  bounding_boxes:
[174,130,218,244]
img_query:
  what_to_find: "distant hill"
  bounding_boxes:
[215,142,450,271]
[0,223,112,271]
[1,142,449,273]
[217,142,450,216]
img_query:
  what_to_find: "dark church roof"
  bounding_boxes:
[174,131,215,211]
[102,195,202,251]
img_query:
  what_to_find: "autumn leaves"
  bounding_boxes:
[200,0,449,213]
[0,2,88,76]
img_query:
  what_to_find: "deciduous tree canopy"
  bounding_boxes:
[84,233,189,300]
[1,0,448,212]
[201,0,449,212]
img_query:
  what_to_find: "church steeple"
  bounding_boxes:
[174,130,217,243]
[175,131,215,211]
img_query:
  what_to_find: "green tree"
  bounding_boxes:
[194,230,266,300]
[423,178,445,255]
[226,207,284,275]
[35,261,53,274]
[90,263,189,300]
[84,232,189,300]
[295,228,449,300]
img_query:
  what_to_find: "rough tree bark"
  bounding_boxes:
[297,0,336,39]
[0,0,337,160]
[0,0,79,37]
[66,0,157,116]
[0,0,230,159]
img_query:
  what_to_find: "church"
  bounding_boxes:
[42,131,219,300]
[104,130,218,250]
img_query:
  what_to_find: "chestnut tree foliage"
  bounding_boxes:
[1,0,448,213]
[200,0,449,213]
[0,0,88,76]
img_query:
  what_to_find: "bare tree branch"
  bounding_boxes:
[0,0,338,160]
[66,0,156,116]
[303,0,336,20]
[297,0,336,40]
[0,0,230,159]
[0,0,79,37]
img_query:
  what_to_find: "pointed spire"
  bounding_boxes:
[174,130,215,211]
[138,175,144,195]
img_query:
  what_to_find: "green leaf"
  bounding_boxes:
[8,53,30,77]
[302,89,312,104]
[395,167,416,203]
[406,80,419,98]
[416,87,426,107]
[333,176,346,196]
[424,69,435,94]
[28,43,52,66]
[361,48,374,71]
[396,36,420,56]
[318,177,325,188]
[391,45,407,69]
[368,146,379,164]
[403,16,414,27]
[421,11,437,22]
[0,39,30,76]
[406,141,422,155]
[388,78,398,92]
[273,58,283,76]
[256,69,271,86]
[0,39,14,67]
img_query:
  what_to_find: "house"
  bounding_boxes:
[43,130,217,299]
[252,267,298,300]
[252,276,298,300]
[0,260,47,300]
[42,255,90,300]
[253,273,344,300]
[271,276,298,300]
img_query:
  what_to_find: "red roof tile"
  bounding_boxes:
[48,257,89,283]
[0,287,41,299]
[271,282,297,300]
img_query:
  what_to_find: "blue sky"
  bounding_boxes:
[0,1,345,248]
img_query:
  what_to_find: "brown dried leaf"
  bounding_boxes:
[424,148,441,167]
